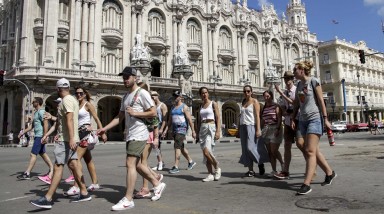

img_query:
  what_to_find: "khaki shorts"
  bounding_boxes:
[126,140,147,157]
[54,141,78,165]
[174,133,186,149]
[262,124,283,144]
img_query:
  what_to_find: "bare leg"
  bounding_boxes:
[68,159,87,195]
[124,155,139,201]
[40,153,54,178]
[45,164,64,200]
[25,153,38,174]
[83,150,98,184]
[181,148,193,163]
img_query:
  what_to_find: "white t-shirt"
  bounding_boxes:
[120,88,154,141]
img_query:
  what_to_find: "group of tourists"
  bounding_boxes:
[16,60,336,211]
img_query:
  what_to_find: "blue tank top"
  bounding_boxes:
[171,103,188,135]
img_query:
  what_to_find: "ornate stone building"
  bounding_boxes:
[319,38,384,124]
[0,0,318,142]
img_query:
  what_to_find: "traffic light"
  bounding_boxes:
[358,50,365,64]
[0,70,4,86]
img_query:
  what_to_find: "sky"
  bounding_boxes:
[245,0,384,52]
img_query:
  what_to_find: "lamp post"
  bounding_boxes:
[330,101,336,122]
[357,70,364,122]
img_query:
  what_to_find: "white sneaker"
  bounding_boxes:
[151,182,166,201]
[202,174,214,182]
[157,162,163,171]
[267,170,277,178]
[64,186,80,196]
[87,183,100,191]
[214,168,221,181]
[111,197,134,211]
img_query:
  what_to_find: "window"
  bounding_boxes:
[148,11,165,38]
[187,19,201,44]
[325,70,331,80]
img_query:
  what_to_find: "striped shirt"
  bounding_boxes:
[262,103,278,125]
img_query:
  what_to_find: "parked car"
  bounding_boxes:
[347,122,369,132]
[331,121,347,133]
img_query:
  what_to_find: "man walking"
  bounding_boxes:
[97,67,166,211]
[151,91,167,171]
[163,91,197,174]
[17,97,53,181]
[30,78,91,209]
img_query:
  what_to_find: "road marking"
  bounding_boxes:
[0,195,33,203]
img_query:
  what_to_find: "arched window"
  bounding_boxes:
[148,10,165,38]
[271,40,281,60]
[101,46,122,74]
[102,1,122,30]
[247,34,258,57]
[219,27,232,50]
[56,47,67,68]
[187,19,201,45]
[291,44,299,61]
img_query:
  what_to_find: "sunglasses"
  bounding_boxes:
[243,90,251,93]
[75,92,84,96]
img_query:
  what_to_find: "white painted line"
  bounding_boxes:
[0,195,34,203]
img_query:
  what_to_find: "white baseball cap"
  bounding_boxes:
[54,98,62,103]
[56,78,70,88]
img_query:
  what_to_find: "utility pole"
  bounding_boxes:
[357,71,364,123]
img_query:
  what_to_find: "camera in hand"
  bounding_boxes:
[286,108,293,114]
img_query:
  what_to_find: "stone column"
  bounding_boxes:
[207,26,213,76]
[212,28,217,73]
[73,0,82,69]
[80,1,89,63]
[131,11,137,46]
[237,33,242,77]
[88,2,95,63]
[42,0,59,67]
[19,0,32,65]
[137,12,142,35]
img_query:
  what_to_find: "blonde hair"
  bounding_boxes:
[295,60,314,76]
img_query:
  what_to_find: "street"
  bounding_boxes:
[0,132,383,213]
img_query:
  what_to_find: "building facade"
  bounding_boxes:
[0,0,318,142]
[319,38,384,124]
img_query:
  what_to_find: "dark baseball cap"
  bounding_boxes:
[118,66,137,76]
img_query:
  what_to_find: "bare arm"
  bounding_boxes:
[66,112,76,150]
[184,105,196,139]
[315,85,331,129]
[159,104,168,134]
[98,111,125,135]
[41,122,57,143]
[253,99,261,137]
[213,101,221,140]
[87,103,107,142]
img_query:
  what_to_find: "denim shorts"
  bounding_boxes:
[31,137,45,155]
[299,118,323,136]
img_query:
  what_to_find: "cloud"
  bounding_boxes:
[258,0,272,7]
[364,0,384,16]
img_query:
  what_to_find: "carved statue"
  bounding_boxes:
[131,34,150,61]
[266,57,278,80]
[175,42,190,66]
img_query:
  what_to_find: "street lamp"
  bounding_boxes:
[330,101,336,122]
[357,70,364,122]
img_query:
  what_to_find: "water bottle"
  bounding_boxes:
[327,128,335,146]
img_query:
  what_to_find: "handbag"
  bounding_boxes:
[87,131,99,145]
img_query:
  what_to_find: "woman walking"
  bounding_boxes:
[261,90,284,177]
[239,85,269,176]
[65,86,107,196]
[291,61,337,195]
[198,87,221,182]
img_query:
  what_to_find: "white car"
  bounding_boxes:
[331,121,347,133]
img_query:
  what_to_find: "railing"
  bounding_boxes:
[102,27,123,36]
[148,36,166,43]
[58,19,70,27]
[34,18,44,25]
[150,77,178,85]
[187,43,202,49]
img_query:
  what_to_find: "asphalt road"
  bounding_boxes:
[0,132,383,213]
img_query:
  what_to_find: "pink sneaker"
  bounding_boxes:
[38,175,51,185]
[65,175,75,183]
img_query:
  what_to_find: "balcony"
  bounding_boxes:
[33,18,44,39]
[187,43,202,59]
[321,79,334,84]
[58,19,70,39]
[218,49,235,62]
[147,35,166,51]
[101,28,123,44]
[248,54,259,68]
